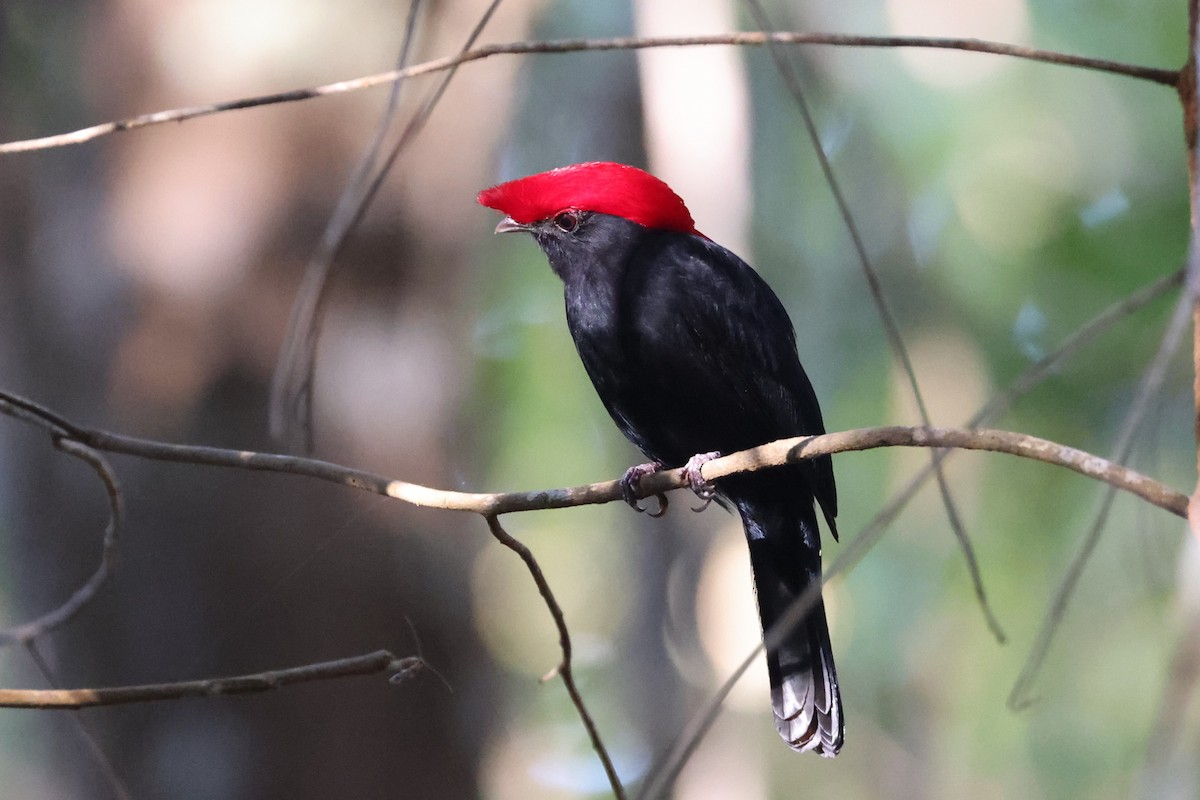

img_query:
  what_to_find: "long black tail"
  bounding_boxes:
[738,493,843,756]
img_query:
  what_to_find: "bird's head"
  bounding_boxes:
[477,163,700,274]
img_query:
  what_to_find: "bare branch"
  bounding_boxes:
[270,0,504,451]
[0,438,123,648]
[484,516,625,799]
[0,391,1186,519]
[0,650,414,709]
[269,0,427,451]
[0,33,1176,156]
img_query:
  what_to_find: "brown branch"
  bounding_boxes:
[0,437,123,648]
[484,516,625,799]
[0,391,1186,519]
[0,33,1177,155]
[0,650,415,709]
[642,422,1188,796]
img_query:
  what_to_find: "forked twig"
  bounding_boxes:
[0,438,122,647]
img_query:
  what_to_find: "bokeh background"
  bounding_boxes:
[0,0,1196,797]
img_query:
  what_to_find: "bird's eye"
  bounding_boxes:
[553,211,580,233]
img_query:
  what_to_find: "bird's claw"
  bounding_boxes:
[620,462,668,517]
[682,451,721,512]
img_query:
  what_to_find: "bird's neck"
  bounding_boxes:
[562,258,623,346]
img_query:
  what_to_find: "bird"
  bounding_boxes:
[478,161,843,756]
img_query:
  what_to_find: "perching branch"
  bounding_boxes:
[0,32,1177,155]
[0,390,1186,520]
[0,650,417,709]
[1,386,1187,797]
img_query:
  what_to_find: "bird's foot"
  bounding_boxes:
[682,451,721,512]
[620,461,668,517]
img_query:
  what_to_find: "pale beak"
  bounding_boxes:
[494,216,531,234]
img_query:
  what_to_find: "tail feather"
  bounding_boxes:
[770,603,843,755]
[740,493,844,756]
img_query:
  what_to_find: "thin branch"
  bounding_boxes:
[644,412,1189,795]
[0,438,123,648]
[484,516,625,800]
[974,269,1186,427]
[0,650,415,709]
[270,0,504,451]
[0,391,1186,519]
[269,0,427,451]
[741,0,1001,643]
[0,33,1176,155]
[1009,292,1192,710]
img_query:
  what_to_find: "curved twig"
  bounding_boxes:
[0,32,1177,155]
[270,0,504,451]
[485,516,625,799]
[269,0,426,451]
[0,438,123,647]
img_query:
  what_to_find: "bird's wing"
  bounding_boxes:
[623,233,838,526]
